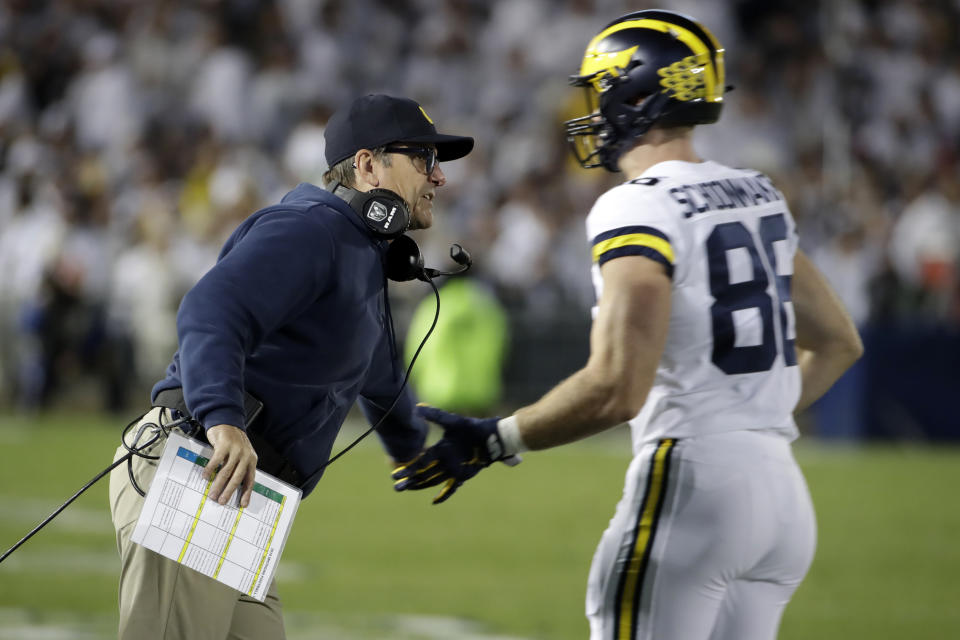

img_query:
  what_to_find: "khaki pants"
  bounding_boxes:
[109,408,286,640]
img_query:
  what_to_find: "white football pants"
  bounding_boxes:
[586,430,816,640]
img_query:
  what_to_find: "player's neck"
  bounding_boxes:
[618,130,701,179]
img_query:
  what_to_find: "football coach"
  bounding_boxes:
[108,94,473,640]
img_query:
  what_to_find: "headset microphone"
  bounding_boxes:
[422,243,472,280]
[385,235,473,282]
[451,243,472,266]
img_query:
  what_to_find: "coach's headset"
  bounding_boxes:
[328,181,472,281]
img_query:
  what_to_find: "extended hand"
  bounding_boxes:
[205,424,258,507]
[392,405,521,504]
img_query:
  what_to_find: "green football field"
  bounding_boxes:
[0,411,957,639]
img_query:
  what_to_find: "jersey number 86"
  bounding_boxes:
[707,213,796,375]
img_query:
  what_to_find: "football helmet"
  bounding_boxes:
[564,10,726,172]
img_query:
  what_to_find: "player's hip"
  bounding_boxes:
[623,431,811,519]
[619,433,815,570]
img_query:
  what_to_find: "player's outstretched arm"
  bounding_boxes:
[513,255,671,449]
[792,249,864,412]
[394,256,670,504]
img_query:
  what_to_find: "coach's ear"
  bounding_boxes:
[353,149,380,189]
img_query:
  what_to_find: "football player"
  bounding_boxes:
[394,10,862,640]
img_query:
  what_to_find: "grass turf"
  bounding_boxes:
[0,411,957,639]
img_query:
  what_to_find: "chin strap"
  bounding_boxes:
[599,91,674,171]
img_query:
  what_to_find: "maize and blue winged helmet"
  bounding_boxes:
[564,10,727,172]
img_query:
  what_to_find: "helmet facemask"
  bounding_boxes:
[564,80,607,170]
[565,65,675,172]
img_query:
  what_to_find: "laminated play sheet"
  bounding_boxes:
[130,431,301,601]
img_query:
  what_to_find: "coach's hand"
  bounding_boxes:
[392,406,521,504]
[205,424,258,508]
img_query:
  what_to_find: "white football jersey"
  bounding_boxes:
[586,160,801,452]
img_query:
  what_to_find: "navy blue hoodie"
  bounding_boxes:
[153,183,427,496]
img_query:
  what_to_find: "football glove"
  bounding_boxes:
[392,445,464,504]
[392,405,521,504]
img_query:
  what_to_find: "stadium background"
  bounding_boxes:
[0,0,958,638]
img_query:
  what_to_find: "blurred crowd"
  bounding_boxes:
[0,0,958,414]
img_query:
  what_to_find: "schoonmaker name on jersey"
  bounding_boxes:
[667,175,783,218]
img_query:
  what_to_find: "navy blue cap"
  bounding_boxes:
[324,94,474,168]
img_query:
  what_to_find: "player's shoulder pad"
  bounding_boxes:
[627,177,661,186]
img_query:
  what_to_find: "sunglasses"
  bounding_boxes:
[384,145,438,175]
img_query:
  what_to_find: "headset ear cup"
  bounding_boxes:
[384,234,425,281]
[329,182,410,239]
[362,189,410,239]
